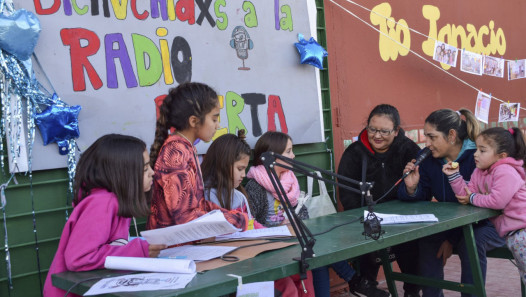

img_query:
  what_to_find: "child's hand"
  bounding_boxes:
[456,187,472,205]
[148,244,167,258]
[442,161,460,176]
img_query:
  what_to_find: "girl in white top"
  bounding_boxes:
[201,130,260,228]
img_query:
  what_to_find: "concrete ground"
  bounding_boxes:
[330,255,522,297]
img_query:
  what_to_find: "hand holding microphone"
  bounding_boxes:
[402,147,431,179]
[402,148,431,195]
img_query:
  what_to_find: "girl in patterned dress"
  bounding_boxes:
[147,82,247,231]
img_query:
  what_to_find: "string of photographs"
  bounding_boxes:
[432,41,524,81]
[330,0,526,119]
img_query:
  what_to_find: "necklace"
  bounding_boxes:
[176,132,194,146]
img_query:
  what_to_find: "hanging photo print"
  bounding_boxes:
[460,50,483,75]
[433,41,458,67]
[474,91,491,124]
[483,56,505,78]
[498,103,520,122]
[508,59,526,80]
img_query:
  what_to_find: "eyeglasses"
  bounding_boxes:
[366,126,394,137]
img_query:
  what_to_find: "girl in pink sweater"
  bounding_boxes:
[43,134,166,297]
[443,127,526,286]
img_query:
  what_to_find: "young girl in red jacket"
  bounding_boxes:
[44,134,166,297]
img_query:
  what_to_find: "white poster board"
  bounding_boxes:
[16,0,324,170]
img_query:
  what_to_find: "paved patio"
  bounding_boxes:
[330,255,522,297]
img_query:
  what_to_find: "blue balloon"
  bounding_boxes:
[294,33,328,70]
[34,104,81,154]
[0,9,41,61]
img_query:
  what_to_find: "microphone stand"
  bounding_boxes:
[260,152,374,282]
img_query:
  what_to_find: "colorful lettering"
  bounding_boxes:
[267,95,288,133]
[370,3,410,62]
[176,0,195,25]
[243,1,258,28]
[91,0,110,17]
[157,28,174,85]
[72,0,89,15]
[422,5,506,69]
[34,0,60,15]
[242,93,265,137]
[110,0,128,20]
[226,92,248,134]
[131,0,149,20]
[63,0,72,16]
[196,0,215,27]
[132,33,163,86]
[171,36,192,83]
[214,0,228,31]
[105,33,138,88]
[60,28,103,91]
[279,5,293,31]
[150,0,168,20]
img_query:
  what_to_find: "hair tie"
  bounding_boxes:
[237,129,247,140]
[508,128,515,135]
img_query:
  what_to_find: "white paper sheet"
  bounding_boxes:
[84,272,196,296]
[140,210,241,245]
[364,211,438,225]
[159,245,237,262]
[104,256,196,273]
[236,281,274,297]
[215,225,292,240]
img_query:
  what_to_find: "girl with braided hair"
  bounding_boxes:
[146,82,248,231]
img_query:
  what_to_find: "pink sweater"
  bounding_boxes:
[43,188,149,297]
[448,157,526,237]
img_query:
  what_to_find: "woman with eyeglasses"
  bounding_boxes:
[338,104,421,297]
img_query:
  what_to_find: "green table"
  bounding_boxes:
[52,200,499,296]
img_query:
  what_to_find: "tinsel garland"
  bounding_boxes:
[0,2,80,294]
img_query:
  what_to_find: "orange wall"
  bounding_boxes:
[324,0,526,166]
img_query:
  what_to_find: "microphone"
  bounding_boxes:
[362,190,384,240]
[402,148,431,179]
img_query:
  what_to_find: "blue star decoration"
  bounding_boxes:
[294,33,328,70]
[34,100,81,155]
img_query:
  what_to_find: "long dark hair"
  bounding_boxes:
[253,131,292,166]
[478,127,526,167]
[150,82,219,166]
[73,134,150,218]
[425,108,479,143]
[367,104,401,130]
[201,130,251,210]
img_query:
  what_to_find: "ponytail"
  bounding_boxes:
[150,95,172,167]
[425,108,479,142]
[458,108,479,141]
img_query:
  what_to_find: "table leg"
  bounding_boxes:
[462,223,487,297]
[380,249,399,297]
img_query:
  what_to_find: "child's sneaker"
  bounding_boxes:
[348,275,391,297]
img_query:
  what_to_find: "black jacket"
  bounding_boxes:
[337,128,420,210]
